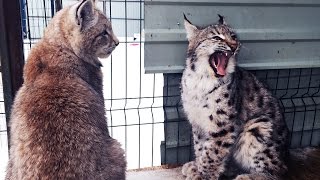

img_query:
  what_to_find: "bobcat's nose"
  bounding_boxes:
[113,39,119,46]
[226,39,238,51]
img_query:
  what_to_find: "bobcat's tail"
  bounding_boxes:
[284,147,320,180]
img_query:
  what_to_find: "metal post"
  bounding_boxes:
[55,0,62,12]
[0,0,25,149]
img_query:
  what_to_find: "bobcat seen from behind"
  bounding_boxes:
[6,0,126,179]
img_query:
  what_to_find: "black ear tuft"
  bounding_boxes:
[183,13,187,20]
[76,0,94,30]
[218,14,224,24]
[183,13,198,40]
[183,13,193,25]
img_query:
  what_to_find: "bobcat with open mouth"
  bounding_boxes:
[181,15,288,180]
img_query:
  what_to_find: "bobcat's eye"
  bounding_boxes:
[231,34,237,40]
[212,36,223,41]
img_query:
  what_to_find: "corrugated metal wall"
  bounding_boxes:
[144,0,320,73]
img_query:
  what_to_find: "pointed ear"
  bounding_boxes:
[183,13,198,40]
[76,0,95,30]
[218,14,225,24]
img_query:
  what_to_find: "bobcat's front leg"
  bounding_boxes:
[182,128,205,179]
[182,161,202,180]
[197,126,236,179]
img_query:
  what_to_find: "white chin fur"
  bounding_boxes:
[226,56,236,74]
[96,46,115,58]
[97,53,111,59]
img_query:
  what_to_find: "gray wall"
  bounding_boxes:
[145,0,320,73]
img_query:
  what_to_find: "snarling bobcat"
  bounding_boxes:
[5,0,126,179]
[181,15,289,180]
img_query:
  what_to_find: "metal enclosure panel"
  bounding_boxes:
[145,0,320,73]
[161,68,320,165]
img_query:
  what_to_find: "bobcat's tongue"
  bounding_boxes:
[215,54,227,76]
[210,51,229,76]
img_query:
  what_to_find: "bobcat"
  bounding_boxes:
[181,15,289,180]
[5,0,126,179]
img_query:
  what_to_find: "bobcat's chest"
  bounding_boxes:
[181,70,233,133]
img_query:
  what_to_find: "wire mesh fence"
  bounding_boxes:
[162,68,320,164]
[0,1,319,178]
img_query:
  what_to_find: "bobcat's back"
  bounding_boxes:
[6,0,125,179]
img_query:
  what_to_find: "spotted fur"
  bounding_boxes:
[181,15,288,180]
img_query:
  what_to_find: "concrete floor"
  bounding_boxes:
[127,167,184,180]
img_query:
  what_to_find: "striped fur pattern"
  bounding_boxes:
[181,15,289,180]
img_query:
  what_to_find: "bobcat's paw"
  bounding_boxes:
[186,174,202,180]
[182,161,203,180]
[234,174,252,180]
[182,161,197,176]
[234,174,270,180]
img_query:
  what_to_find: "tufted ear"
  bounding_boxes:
[184,13,198,41]
[218,14,225,24]
[76,0,95,30]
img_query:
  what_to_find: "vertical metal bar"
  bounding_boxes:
[124,107,128,160]
[274,70,280,96]
[289,69,302,146]
[176,104,181,164]
[163,74,169,164]
[25,0,32,48]
[108,0,114,137]
[36,0,42,39]
[137,0,143,168]
[55,0,62,12]
[299,98,307,147]
[50,0,54,17]
[123,0,130,167]
[150,74,156,166]
[0,0,25,149]
[309,90,319,145]
[103,0,106,16]
[300,68,314,146]
[278,69,291,147]
[20,0,27,38]
[163,107,168,165]
[43,0,48,27]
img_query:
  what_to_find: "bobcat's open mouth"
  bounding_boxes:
[209,50,233,77]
